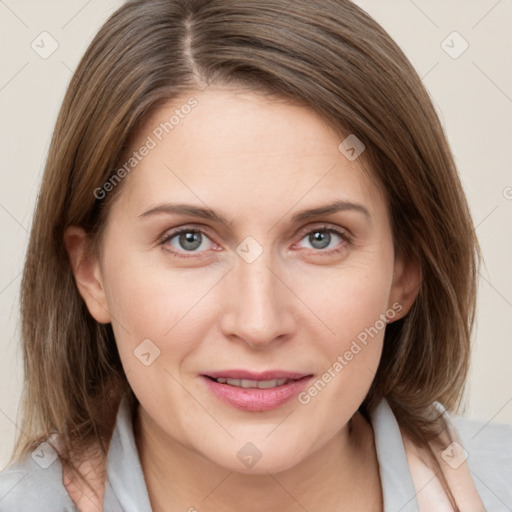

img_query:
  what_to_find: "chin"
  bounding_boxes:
[199,438,308,475]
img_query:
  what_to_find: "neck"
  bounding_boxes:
[135,408,382,512]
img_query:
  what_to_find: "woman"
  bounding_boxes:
[0,0,510,510]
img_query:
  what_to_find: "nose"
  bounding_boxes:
[220,251,296,349]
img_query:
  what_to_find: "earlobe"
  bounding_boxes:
[64,226,111,324]
[388,256,421,322]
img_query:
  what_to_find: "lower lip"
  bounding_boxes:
[201,375,313,412]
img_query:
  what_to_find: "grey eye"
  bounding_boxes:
[308,231,332,250]
[179,232,202,251]
[168,231,212,252]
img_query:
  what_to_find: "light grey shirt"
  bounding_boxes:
[1,395,511,511]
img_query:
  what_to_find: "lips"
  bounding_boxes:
[205,369,309,381]
[201,370,313,412]
[213,377,292,389]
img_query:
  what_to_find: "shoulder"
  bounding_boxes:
[0,450,76,511]
[451,413,512,510]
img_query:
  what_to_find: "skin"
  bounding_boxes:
[65,86,420,512]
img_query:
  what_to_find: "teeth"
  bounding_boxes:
[215,378,290,388]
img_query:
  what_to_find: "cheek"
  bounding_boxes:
[100,256,207,421]
[293,268,392,436]
[291,250,394,406]
[100,248,224,376]
[322,277,388,385]
[296,259,394,347]
[102,244,202,331]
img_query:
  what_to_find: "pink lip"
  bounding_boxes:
[201,369,313,412]
[205,369,309,380]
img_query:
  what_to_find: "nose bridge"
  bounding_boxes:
[221,246,294,347]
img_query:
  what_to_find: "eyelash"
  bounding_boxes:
[159,224,351,259]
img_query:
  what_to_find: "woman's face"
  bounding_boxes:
[71,86,417,473]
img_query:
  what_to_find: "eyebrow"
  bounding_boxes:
[139,200,371,226]
[291,200,371,223]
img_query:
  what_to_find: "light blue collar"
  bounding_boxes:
[370,399,420,511]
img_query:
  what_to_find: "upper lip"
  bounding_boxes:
[203,370,312,381]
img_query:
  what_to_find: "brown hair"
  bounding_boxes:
[10,0,478,505]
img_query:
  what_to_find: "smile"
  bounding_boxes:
[213,378,292,388]
[201,370,313,412]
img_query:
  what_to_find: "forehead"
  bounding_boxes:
[110,87,386,223]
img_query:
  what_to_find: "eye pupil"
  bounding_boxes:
[309,230,331,249]
[179,231,202,251]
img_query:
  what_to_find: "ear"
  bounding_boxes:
[64,226,111,324]
[387,254,421,322]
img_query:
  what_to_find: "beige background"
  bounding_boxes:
[1,0,511,468]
